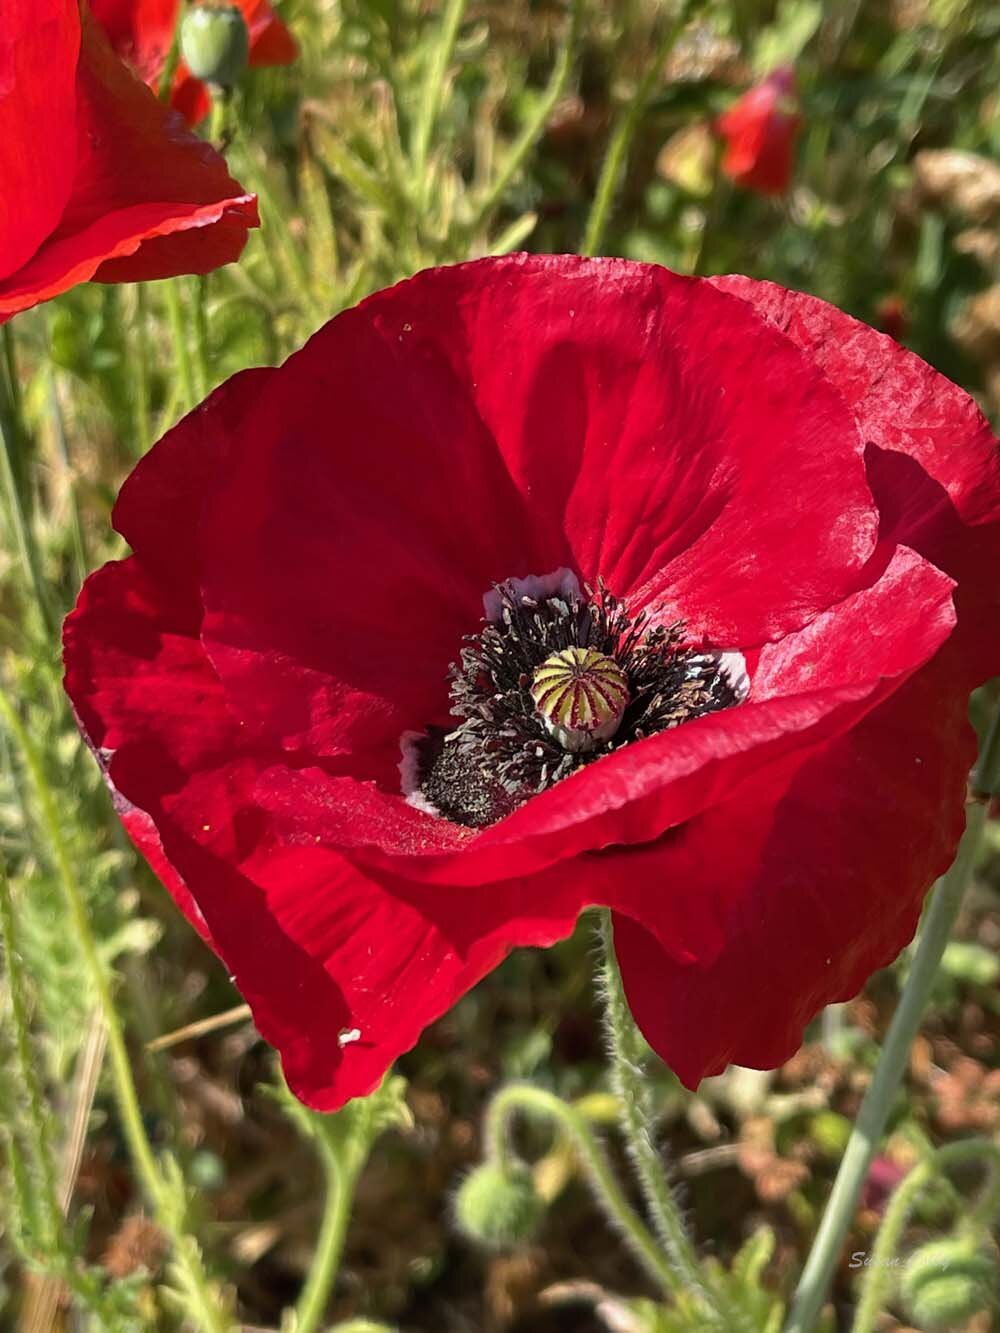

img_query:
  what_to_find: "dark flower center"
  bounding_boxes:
[406,577,742,829]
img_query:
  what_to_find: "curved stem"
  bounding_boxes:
[851,1140,1000,1333]
[0,685,231,1333]
[597,911,728,1323]
[786,761,996,1332]
[294,1145,360,1333]
[484,1082,680,1297]
[581,2,697,257]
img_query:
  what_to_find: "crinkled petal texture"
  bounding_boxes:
[0,4,257,323]
[91,0,298,126]
[64,255,1000,1109]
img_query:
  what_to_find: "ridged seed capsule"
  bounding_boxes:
[530,646,629,752]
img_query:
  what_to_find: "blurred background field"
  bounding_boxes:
[3,1,1000,1329]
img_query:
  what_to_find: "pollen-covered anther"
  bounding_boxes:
[530,647,629,753]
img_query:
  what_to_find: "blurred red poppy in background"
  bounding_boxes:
[716,66,801,196]
[0,0,258,323]
[91,0,297,125]
[65,255,1000,1111]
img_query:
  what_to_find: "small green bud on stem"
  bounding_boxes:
[180,4,249,89]
[454,1163,543,1249]
[900,1237,997,1330]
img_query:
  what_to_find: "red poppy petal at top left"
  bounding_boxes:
[0,1,258,323]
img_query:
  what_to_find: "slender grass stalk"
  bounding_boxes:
[193,277,211,400]
[132,284,153,456]
[42,349,87,585]
[164,280,198,412]
[0,685,232,1333]
[0,855,64,1250]
[597,910,729,1324]
[483,1082,681,1296]
[465,0,584,232]
[410,0,468,201]
[786,704,1000,1333]
[851,1139,1000,1333]
[581,2,697,257]
[0,327,57,636]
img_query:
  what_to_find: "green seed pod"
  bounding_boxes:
[180,5,249,88]
[900,1237,996,1331]
[454,1163,543,1250]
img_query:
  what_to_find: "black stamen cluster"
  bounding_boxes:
[416,581,738,829]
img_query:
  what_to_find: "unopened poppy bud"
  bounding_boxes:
[180,5,250,89]
[531,646,629,753]
[900,1237,996,1330]
[454,1163,543,1249]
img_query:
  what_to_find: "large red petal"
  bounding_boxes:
[251,545,956,887]
[74,545,957,1110]
[0,13,257,321]
[197,255,878,768]
[611,643,974,1086]
[122,765,586,1109]
[711,276,1000,683]
[0,0,79,280]
[64,371,273,933]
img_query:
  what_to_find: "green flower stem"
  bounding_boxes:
[0,685,232,1333]
[597,910,728,1323]
[581,2,697,258]
[410,0,468,203]
[483,1082,680,1297]
[786,703,1000,1333]
[164,279,198,412]
[294,1137,365,1333]
[851,1139,1000,1333]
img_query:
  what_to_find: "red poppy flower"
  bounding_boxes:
[64,255,1000,1110]
[716,66,801,196]
[90,0,297,126]
[0,1,258,324]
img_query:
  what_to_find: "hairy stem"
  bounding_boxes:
[597,910,728,1323]
[294,1144,362,1333]
[851,1140,1000,1333]
[483,1082,681,1296]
